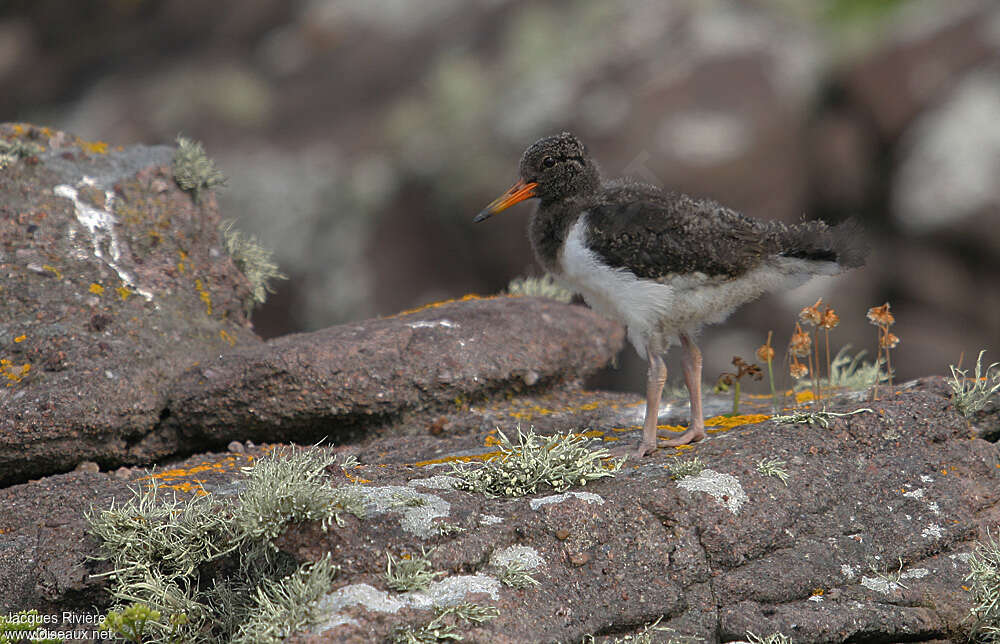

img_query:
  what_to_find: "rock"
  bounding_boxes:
[0,123,259,487]
[842,1,1000,140]
[162,295,625,449]
[2,378,996,643]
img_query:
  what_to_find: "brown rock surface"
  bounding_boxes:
[162,294,625,449]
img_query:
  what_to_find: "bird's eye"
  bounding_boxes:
[542,156,556,168]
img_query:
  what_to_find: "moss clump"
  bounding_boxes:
[220,220,287,307]
[87,447,354,643]
[449,427,622,498]
[505,274,572,303]
[172,136,227,202]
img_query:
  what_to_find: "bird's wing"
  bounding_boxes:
[583,184,780,279]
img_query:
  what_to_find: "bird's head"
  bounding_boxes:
[474,132,599,223]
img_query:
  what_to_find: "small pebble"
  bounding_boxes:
[74,461,99,473]
[227,440,245,453]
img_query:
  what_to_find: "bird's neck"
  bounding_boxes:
[528,198,587,274]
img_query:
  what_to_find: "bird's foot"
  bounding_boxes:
[658,427,706,447]
[606,440,659,461]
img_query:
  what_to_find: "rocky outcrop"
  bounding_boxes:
[2,378,998,643]
[0,123,259,486]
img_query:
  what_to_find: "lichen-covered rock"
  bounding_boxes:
[0,122,259,486]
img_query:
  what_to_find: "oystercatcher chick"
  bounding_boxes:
[475,132,866,458]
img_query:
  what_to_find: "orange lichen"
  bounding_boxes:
[194,278,212,315]
[13,334,26,343]
[42,264,62,279]
[77,139,109,155]
[1,359,31,385]
[413,451,503,468]
[394,293,493,317]
[219,329,236,346]
[89,283,105,295]
[705,414,771,429]
[795,390,815,403]
[116,286,131,301]
[177,250,189,274]
[344,471,370,484]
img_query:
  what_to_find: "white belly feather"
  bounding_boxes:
[557,216,840,358]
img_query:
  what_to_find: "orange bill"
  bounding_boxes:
[473,178,538,222]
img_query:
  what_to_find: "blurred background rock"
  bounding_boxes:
[4,0,998,395]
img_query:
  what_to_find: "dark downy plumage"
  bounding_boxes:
[476,132,867,457]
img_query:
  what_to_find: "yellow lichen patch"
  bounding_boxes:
[116,286,131,301]
[657,424,687,433]
[571,429,605,439]
[177,250,188,274]
[344,471,370,484]
[672,444,696,451]
[413,451,503,467]
[219,329,236,346]
[77,139,109,155]
[89,283,105,295]
[13,334,26,343]
[143,455,252,493]
[42,264,62,279]
[705,414,771,430]
[194,278,212,315]
[1,359,31,385]
[795,390,815,403]
[394,293,494,317]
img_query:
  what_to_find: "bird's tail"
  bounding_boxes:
[781,219,868,269]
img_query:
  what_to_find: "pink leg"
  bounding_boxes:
[635,352,667,457]
[659,333,706,447]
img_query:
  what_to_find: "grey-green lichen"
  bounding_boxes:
[86,446,354,643]
[505,274,573,303]
[448,427,622,498]
[385,549,444,593]
[172,135,227,202]
[391,603,499,643]
[966,530,1000,643]
[756,457,789,486]
[232,554,340,644]
[221,219,287,307]
[949,349,1000,417]
[667,456,704,481]
[0,138,43,169]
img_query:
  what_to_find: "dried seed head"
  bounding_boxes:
[820,307,840,330]
[756,343,775,363]
[880,332,900,349]
[789,361,809,380]
[789,323,812,358]
[799,298,823,327]
[867,303,895,327]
